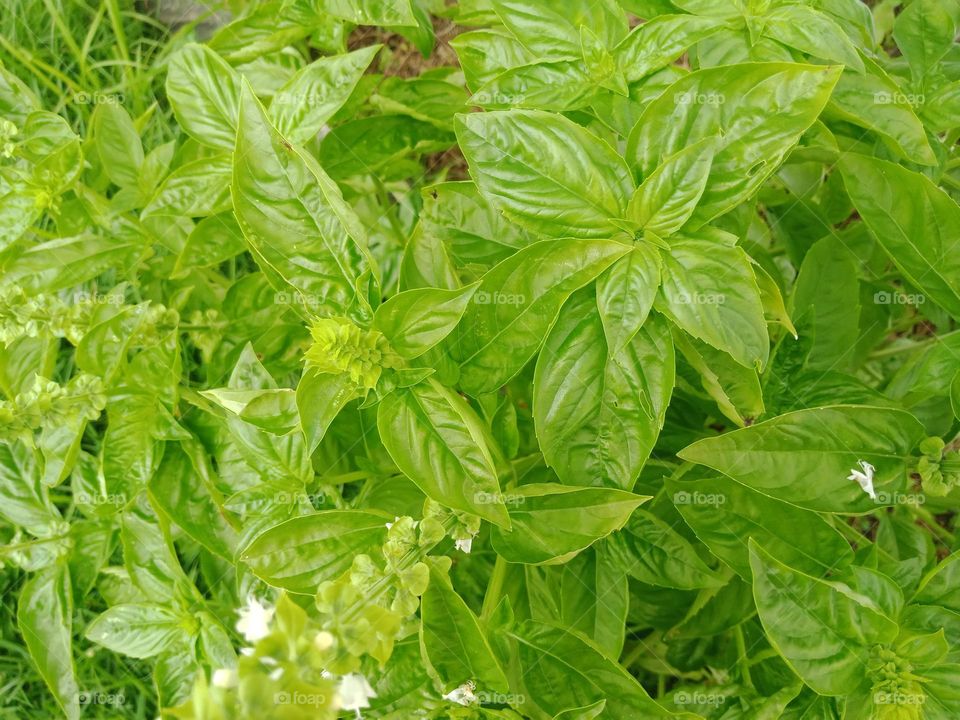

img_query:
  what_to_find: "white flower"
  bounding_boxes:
[454,536,474,553]
[313,630,335,651]
[236,596,275,643]
[848,460,877,500]
[443,681,478,706]
[211,668,238,689]
[337,673,377,717]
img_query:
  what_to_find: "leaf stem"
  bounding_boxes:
[480,554,509,622]
[734,624,753,689]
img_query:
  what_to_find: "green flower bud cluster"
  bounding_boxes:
[917,436,960,497]
[424,499,481,548]
[868,646,925,719]
[0,119,18,158]
[313,515,446,674]
[305,317,399,391]
[0,287,181,349]
[0,374,106,442]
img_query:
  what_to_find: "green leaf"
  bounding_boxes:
[627,63,841,225]
[489,483,647,564]
[614,15,723,83]
[893,0,956,82]
[490,0,628,60]
[270,45,381,145]
[626,137,717,236]
[85,603,192,659]
[761,4,865,71]
[534,289,674,489]
[233,79,377,322]
[374,285,477,359]
[378,378,510,527]
[655,238,768,369]
[457,110,634,238]
[241,510,388,592]
[17,563,79,720]
[678,405,926,513]
[789,236,861,372]
[749,541,899,696]
[503,620,692,719]
[826,59,936,166]
[840,154,960,321]
[296,370,357,454]
[91,102,143,187]
[449,238,630,395]
[914,550,960,613]
[319,0,417,26]
[668,472,854,579]
[605,508,725,590]
[420,567,509,691]
[165,44,241,149]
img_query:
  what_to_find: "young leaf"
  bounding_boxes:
[489,483,648,564]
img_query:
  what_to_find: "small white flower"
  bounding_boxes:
[337,673,377,718]
[268,667,284,681]
[236,596,275,643]
[211,668,238,689]
[454,536,474,553]
[444,681,478,706]
[313,630,335,651]
[848,460,877,500]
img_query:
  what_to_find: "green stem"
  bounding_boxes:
[480,554,509,622]
[913,507,956,546]
[734,624,754,689]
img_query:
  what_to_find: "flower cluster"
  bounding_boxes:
[305,317,398,390]
[0,374,106,442]
[314,515,446,675]
[917,436,960,497]
[424,499,481,554]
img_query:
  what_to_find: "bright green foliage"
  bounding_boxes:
[2,1,960,719]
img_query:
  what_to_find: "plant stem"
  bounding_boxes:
[480,554,509,622]
[734,624,754,689]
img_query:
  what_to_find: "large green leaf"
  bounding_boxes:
[489,483,647,564]
[378,379,510,527]
[840,155,960,321]
[627,63,841,225]
[166,44,241,149]
[749,541,899,696]
[678,406,926,512]
[534,289,674,489]
[449,238,630,395]
[655,238,768,369]
[668,472,854,580]
[457,110,634,238]
[241,511,388,593]
[233,80,377,322]
[420,567,509,691]
[18,563,79,720]
[86,603,192,659]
